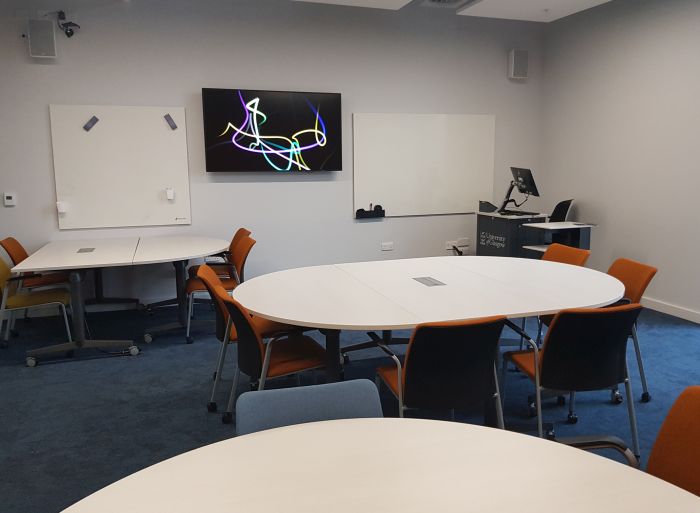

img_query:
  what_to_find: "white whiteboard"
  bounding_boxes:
[353,113,495,217]
[50,105,191,230]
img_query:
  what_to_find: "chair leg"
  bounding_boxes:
[536,319,543,346]
[535,385,543,438]
[3,309,14,342]
[493,363,505,429]
[10,310,17,332]
[185,293,194,343]
[258,339,275,391]
[623,364,641,458]
[222,367,240,424]
[208,323,232,413]
[59,304,73,343]
[631,324,651,402]
[567,391,577,424]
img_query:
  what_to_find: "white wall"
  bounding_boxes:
[541,0,700,321]
[0,0,544,302]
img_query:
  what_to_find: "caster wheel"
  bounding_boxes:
[567,413,578,424]
[26,357,37,367]
[222,412,233,424]
[185,336,194,344]
[212,371,218,381]
[528,403,537,418]
[250,382,258,391]
[342,353,350,364]
[129,345,140,356]
[611,390,623,404]
[546,430,556,440]
[10,329,19,337]
[207,401,217,413]
[641,392,651,403]
[143,333,153,344]
[557,396,566,406]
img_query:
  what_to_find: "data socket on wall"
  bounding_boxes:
[56,201,68,215]
[165,187,175,201]
[3,192,17,207]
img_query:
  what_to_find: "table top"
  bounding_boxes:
[11,236,229,273]
[477,211,546,219]
[61,418,700,513]
[522,221,596,230]
[232,256,624,330]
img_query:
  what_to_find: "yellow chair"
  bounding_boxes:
[0,259,72,354]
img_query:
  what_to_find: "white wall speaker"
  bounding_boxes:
[27,18,57,58]
[508,49,528,80]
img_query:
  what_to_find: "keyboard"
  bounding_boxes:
[498,209,540,216]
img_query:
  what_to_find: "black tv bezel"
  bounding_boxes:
[201,87,343,173]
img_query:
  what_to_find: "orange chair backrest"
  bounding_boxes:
[647,386,700,496]
[541,243,590,266]
[0,237,29,265]
[232,236,256,283]
[607,258,657,303]
[0,258,12,296]
[228,228,252,255]
[197,264,234,342]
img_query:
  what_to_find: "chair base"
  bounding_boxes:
[26,339,139,366]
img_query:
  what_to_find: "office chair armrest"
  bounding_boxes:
[376,341,398,358]
[505,319,538,351]
[557,435,640,468]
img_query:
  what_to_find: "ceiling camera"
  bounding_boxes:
[57,10,80,38]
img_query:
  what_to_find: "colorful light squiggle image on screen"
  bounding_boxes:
[202,88,342,172]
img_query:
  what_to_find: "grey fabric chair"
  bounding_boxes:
[235,379,383,436]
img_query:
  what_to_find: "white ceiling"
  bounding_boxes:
[292,0,412,10]
[457,0,614,22]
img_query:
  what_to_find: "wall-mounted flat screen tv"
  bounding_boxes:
[202,88,342,172]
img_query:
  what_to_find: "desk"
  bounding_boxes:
[11,236,228,365]
[476,212,547,257]
[232,256,624,381]
[61,418,700,513]
[522,221,595,255]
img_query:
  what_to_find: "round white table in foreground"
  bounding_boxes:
[62,418,699,513]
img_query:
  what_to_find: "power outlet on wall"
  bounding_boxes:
[381,241,394,251]
[445,240,458,250]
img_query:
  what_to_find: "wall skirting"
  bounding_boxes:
[643,297,700,325]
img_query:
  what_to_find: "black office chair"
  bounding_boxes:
[549,199,573,222]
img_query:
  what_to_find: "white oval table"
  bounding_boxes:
[62,418,700,513]
[233,256,624,380]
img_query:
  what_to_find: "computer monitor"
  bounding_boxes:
[510,167,540,197]
[498,167,540,212]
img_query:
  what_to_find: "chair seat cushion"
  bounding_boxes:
[22,272,69,288]
[7,289,71,309]
[504,349,540,381]
[267,335,326,378]
[188,263,232,280]
[376,365,401,398]
[186,276,237,294]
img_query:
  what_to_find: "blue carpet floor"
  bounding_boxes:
[0,306,698,513]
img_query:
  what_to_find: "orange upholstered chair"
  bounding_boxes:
[197,264,296,413]
[533,243,591,344]
[204,275,324,425]
[541,243,590,266]
[0,237,69,288]
[646,386,700,495]
[376,317,506,426]
[607,258,658,403]
[188,227,252,281]
[184,234,256,343]
[504,304,642,455]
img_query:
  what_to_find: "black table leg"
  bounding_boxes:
[173,260,187,326]
[323,329,341,382]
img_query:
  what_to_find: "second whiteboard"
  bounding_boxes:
[353,113,495,217]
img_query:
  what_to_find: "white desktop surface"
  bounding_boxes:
[11,237,140,273]
[477,211,545,219]
[522,221,596,230]
[132,236,229,265]
[232,256,624,330]
[11,236,229,273]
[61,418,700,513]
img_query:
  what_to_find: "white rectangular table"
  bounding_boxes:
[11,236,228,365]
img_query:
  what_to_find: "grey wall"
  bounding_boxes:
[542,0,700,320]
[0,0,544,302]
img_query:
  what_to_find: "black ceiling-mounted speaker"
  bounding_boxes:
[27,18,57,58]
[508,49,528,80]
